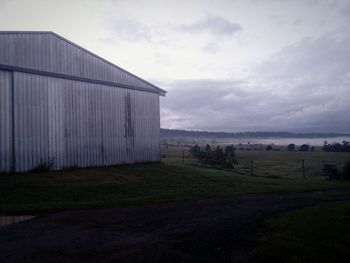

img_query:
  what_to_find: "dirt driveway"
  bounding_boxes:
[1,190,349,263]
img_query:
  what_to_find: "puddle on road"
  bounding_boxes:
[0,216,36,227]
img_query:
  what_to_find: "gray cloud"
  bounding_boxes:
[162,79,283,131]
[161,26,350,133]
[202,42,220,53]
[268,14,289,26]
[104,19,152,42]
[340,2,350,18]
[257,29,350,83]
[161,77,349,132]
[175,15,242,37]
[0,0,9,6]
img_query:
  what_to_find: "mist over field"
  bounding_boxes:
[160,128,350,146]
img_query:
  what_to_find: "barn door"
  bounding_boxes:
[124,92,135,161]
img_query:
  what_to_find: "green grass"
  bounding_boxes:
[163,147,350,177]
[236,150,349,177]
[251,201,350,263]
[1,160,350,214]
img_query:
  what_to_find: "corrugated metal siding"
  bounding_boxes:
[0,71,160,173]
[0,32,159,93]
[0,70,13,173]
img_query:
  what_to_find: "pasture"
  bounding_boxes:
[162,145,350,177]
[0,145,349,214]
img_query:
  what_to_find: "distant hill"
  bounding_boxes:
[161,128,350,140]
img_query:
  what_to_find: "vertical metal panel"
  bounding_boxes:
[0,70,13,173]
[0,32,160,93]
[2,70,160,172]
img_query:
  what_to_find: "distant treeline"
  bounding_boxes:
[161,128,350,139]
[323,141,350,152]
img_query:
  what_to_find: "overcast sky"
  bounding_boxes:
[1,0,349,133]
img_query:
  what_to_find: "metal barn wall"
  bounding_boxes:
[0,32,160,93]
[0,70,13,172]
[0,71,160,173]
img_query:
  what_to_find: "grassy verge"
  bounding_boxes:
[251,201,350,263]
[1,162,350,214]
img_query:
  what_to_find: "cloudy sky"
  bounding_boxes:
[1,0,349,133]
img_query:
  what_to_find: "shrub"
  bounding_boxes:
[30,159,55,173]
[322,164,340,180]
[266,145,273,151]
[189,144,201,158]
[299,144,310,152]
[189,144,236,168]
[343,160,350,180]
[287,143,295,151]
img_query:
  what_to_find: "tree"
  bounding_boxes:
[190,144,236,169]
[266,145,272,151]
[287,143,295,151]
[323,141,350,152]
[299,144,310,152]
[225,145,236,159]
[225,145,236,167]
[212,146,226,166]
[189,144,201,157]
[344,141,350,152]
[204,144,211,152]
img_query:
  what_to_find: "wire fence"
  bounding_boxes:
[161,146,350,178]
[234,159,344,178]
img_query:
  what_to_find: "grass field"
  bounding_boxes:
[1,147,350,214]
[163,146,350,177]
[251,201,350,262]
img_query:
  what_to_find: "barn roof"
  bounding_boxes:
[0,31,166,96]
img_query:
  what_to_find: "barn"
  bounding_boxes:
[0,31,166,173]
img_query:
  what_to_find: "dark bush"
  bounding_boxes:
[322,164,341,180]
[323,141,350,152]
[343,160,350,180]
[287,143,295,151]
[189,144,201,158]
[299,144,310,152]
[266,145,272,151]
[189,144,236,168]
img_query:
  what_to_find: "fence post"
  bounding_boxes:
[250,160,254,176]
[302,159,305,179]
[182,148,185,164]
